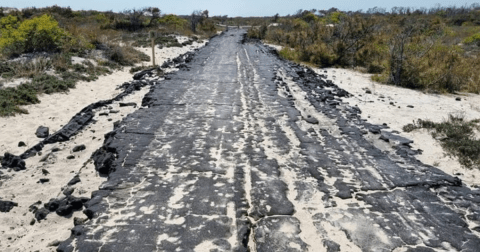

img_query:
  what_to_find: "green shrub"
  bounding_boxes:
[463,33,480,45]
[158,14,188,29]
[327,12,347,24]
[278,47,300,62]
[403,115,480,169]
[301,13,318,23]
[0,14,68,56]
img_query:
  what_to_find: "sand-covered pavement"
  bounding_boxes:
[53,31,480,251]
[0,36,207,252]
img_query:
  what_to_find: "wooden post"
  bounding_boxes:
[151,37,155,67]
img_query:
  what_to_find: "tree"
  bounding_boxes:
[202,10,209,19]
[274,13,280,22]
[190,10,203,33]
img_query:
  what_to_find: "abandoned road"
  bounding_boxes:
[58,30,480,252]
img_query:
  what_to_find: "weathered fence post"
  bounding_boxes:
[150,31,156,67]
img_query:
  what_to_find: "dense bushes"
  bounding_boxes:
[252,7,480,93]
[158,14,188,30]
[0,14,94,57]
[0,15,64,55]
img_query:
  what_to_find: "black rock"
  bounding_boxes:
[379,135,390,142]
[109,110,120,114]
[133,68,156,80]
[304,115,319,124]
[365,89,372,94]
[72,145,86,152]
[367,126,382,134]
[1,153,26,171]
[18,141,26,147]
[30,218,35,225]
[47,240,61,247]
[71,225,85,236]
[51,147,60,152]
[456,97,461,101]
[63,188,75,196]
[407,105,414,108]
[45,199,61,211]
[42,169,50,175]
[38,178,50,183]
[70,197,85,210]
[0,200,18,212]
[99,112,109,116]
[67,155,75,160]
[56,204,74,216]
[119,102,137,107]
[35,126,50,138]
[35,208,50,221]
[381,131,414,146]
[67,175,81,186]
[323,240,341,252]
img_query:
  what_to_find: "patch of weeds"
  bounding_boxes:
[0,57,52,79]
[0,74,75,116]
[403,114,480,169]
[31,74,76,94]
[73,63,88,73]
[98,60,121,70]
[0,62,15,78]
[52,53,73,72]
[105,44,150,66]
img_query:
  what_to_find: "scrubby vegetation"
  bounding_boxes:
[403,115,480,169]
[248,5,480,94]
[0,5,219,116]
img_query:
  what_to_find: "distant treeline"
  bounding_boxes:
[248,4,480,93]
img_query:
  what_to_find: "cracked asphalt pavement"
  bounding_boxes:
[58,29,480,252]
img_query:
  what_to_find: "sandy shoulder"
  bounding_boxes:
[317,67,480,187]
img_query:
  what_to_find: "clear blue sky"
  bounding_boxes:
[2,0,479,17]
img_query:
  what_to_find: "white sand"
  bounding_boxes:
[317,67,480,187]
[0,39,207,252]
